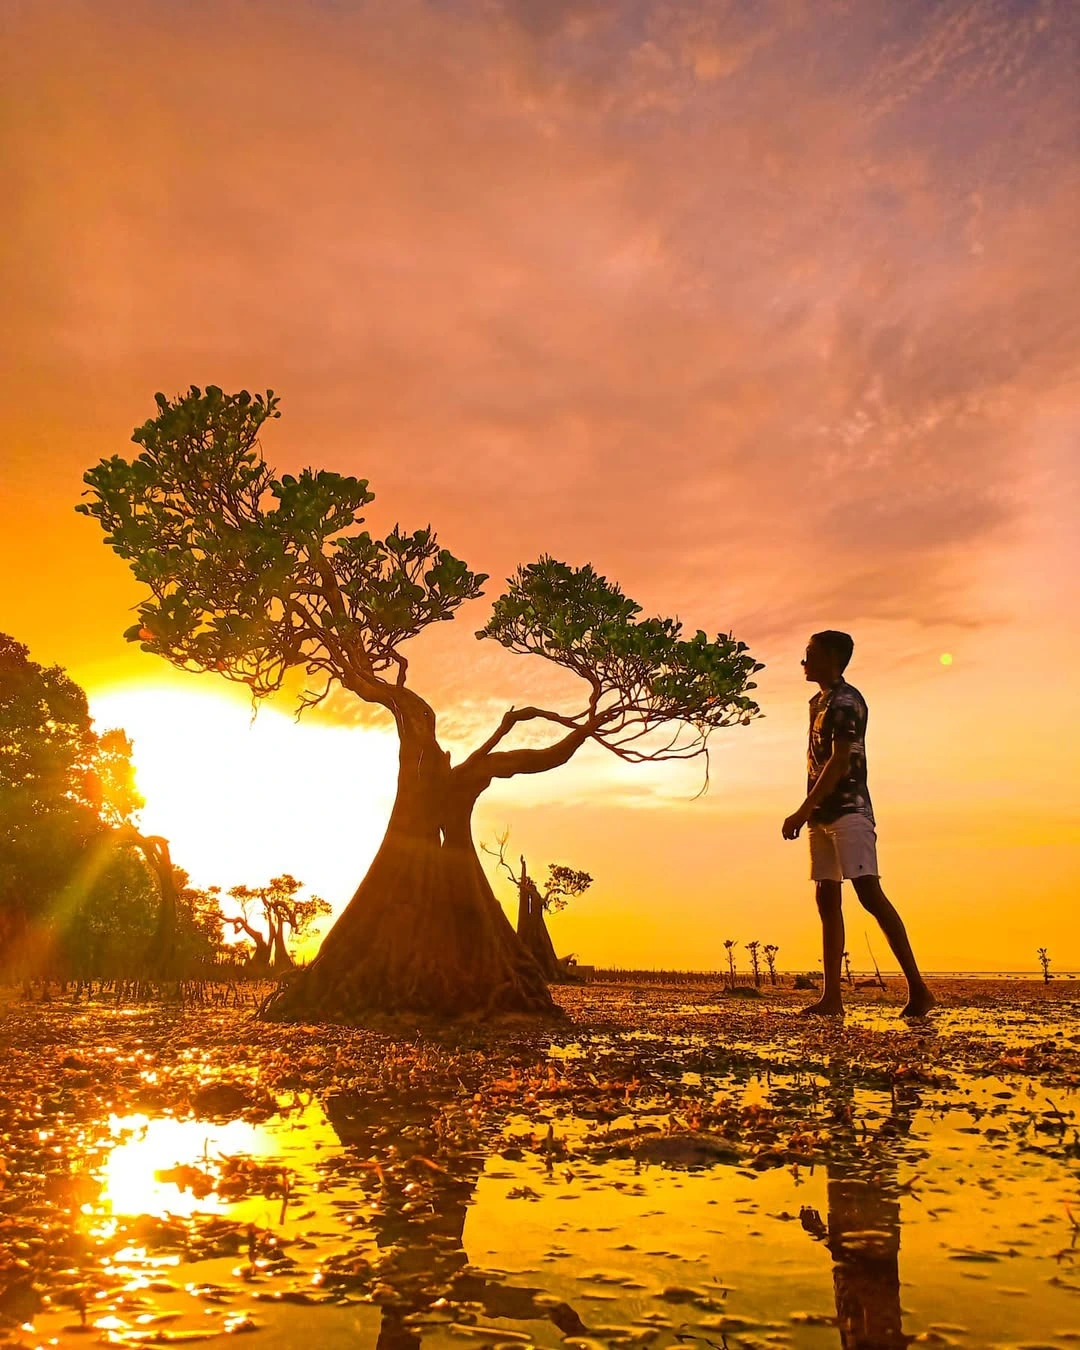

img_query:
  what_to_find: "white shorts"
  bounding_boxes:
[809,812,879,882]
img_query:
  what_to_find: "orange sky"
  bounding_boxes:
[2,0,1078,971]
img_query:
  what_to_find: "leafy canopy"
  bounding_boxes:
[80,389,763,774]
[228,874,331,945]
[77,386,486,700]
[543,864,592,914]
[0,632,134,830]
[0,634,144,920]
[480,557,763,763]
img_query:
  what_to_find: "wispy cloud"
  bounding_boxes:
[2,0,1078,689]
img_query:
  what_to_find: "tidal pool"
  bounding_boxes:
[1,982,1078,1349]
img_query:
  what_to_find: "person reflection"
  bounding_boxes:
[823,1168,908,1349]
[801,1070,920,1347]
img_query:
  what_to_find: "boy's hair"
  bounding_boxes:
[811,629,854,673]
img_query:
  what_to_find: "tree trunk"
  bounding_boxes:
[263,716,555,1023]
[269,916,295,973]
[324,1090,587,1343]
[134,834,179,977]
[516,878,564,983]
[244,933,273,974]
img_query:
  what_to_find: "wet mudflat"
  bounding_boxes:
[1,980,1079,1350]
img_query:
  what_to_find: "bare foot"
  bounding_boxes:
[900,986,937,1019]
[799,998,845,1018]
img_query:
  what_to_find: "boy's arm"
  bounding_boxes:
[783,700,857,837]
[794,740,852,821]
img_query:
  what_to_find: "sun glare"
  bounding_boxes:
[101,1114,255,1218]
[88,684,398,931]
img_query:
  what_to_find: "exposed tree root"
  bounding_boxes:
[260,828,558,1026]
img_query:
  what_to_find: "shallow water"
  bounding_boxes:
[2,987,1079,1349]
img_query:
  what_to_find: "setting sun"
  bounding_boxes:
[89,684,398,944]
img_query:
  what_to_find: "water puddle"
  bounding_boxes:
[2,991,1079,1348]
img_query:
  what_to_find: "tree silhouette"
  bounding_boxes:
[78,387,762,1021]
[1037,947,1051,983]
[0,633,198,980]
[323,1091,590,1347]
[723,939,738,989]
[745,939,762,988]
[483,831,591,982]
[763,943,779,986]
[172,872,228,970]
[225,874,331,973]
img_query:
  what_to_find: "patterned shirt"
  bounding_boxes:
[807,680,874,825]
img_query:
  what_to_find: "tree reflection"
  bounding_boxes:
[319,1060,925,1348]
[323,1093,588,1348]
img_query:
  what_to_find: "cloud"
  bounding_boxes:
[2,0,1078,702]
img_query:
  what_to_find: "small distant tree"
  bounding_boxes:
[224,889,272,970]
[746,940,762,988]
[1037,947,1051,983]
[483,832,591,983]
[842,950,853,986]
[723,939,737,989]
[225,875,331,973]
[763,943,779,986]
[77,386,763,1022]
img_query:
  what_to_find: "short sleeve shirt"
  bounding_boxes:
[807,680,874,825]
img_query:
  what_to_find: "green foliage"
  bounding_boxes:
[481,557,763,759]
[0,633,225,980]
[0,634,149,971]
[79,389,764,800]
[77,386,486,699]
[1,632,108,827]
[543,864,592,914]
[93,728,144,826]
[59,846,158,980]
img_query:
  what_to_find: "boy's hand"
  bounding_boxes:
[782,809,808,840]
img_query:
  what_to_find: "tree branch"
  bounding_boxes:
[479,830,519,887]
[462,705,596,771]
[478,724,592,781]
[308,543,379,684]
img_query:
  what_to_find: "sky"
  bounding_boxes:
[2,0,1078,972]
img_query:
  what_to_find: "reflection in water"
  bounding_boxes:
[100,1105,337,1222]
[74,1037,1074,1348]
[97,1081,918,1347]
[102,1114,258,1218]
[801,1066,920,1349]
[323,1094,589,1350]
[826,1172,907,1349]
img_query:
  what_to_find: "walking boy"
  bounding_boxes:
[782,630,936,1018]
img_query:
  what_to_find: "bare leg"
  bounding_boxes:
[802,880,846,1016]
[850,876,936,1017]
